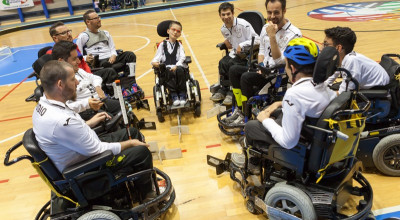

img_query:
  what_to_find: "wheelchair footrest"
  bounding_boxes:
[207,154,231,175]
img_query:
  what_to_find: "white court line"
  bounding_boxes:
[0,47,46,62]
[0,131,25,144]
[373,204,400,216]
[0,67,32,78]
[137,68,154,80]
[112,35,151,53]
[169,8,210,88]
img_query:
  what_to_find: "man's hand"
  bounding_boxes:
[108,54,117,64]
[170,66,177,72]
[236,45,242,55]
[266,21,278,38]
[130,139,150,147]
[86,54,94,65]
[257,109,271,122]
[86,112,111,128]
[88,98,104,111]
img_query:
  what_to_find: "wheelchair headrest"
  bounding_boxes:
[237,11,266,36]
[23,128,63,181]
[157,20,174,37]
[37,46,53,58]
[313,46,339,84]
[32,54,53,76]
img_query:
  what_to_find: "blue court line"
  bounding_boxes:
[376,210,400,219]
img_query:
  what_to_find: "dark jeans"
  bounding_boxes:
[99,51,136,76]
[218,55,247,93]
[161,66,187,94]
[245,114,282,148]
[229,64,248,89]
[100,127,153,198]
[79,98,121,121]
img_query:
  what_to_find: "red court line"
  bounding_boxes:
[29,174,39,178]
[181,149,187,153]
[0,179,9,184]
[0,76,28,103]
[303,35,322,46]
[0,115,32,123]
[206,144,221,148]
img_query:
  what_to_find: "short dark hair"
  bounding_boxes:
[52,41,77,61]
[169,21,182,30]
[83,9,96,24]
[265,0,286,10]
[287,58,315,76]
[40,60,72,93]
[218,2,234,14]
[324,26,357,55]
[49,21,65,37]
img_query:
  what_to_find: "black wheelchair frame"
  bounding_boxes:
[4,128,175,220]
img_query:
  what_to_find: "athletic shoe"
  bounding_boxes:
[222,93,233,106]
[179,93,186,105]
[171,94,180,106]
[210,92,225,102]
[223,108,243,123]
[231,152,260,175]
[228,114,245,127]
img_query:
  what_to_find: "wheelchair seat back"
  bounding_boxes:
[22,129,67,192]
[237,11,266,36]
[378,54,400,112]
[32,54,53,78]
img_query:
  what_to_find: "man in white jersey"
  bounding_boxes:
[210,2,260,105]
[76,9,137,79]
[32,60,153,199]
[226,0,302,126]
[52,41,121,121]
[231,38,337,170]
[323,26,389,93]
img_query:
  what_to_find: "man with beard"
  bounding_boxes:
[210,2,260,106]
[76,10,137,79]
[225,0,302,126]
[52,41,121,121]
[48,21,118,91]
[32,60,154,199]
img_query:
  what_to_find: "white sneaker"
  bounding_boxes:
[228,114,245,126]
[179,93,186,105]
[172,95,180,106]
[223,108,243,123]
[231,152,245,168]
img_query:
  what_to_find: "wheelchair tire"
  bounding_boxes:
[77,210,121,220]
[372,134,400,176]
[195,80,201,101]
[246,199,260,215]
[157,110,165,123]
[194,104,201,117]
[265,182,317,220]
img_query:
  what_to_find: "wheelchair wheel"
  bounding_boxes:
[246,199,260,215]
[195,80,201,101]
[77,210,121,220]
[194,104,201,117]
[372,134,400,176]
[265,182,317,220]
[157,109,165,123]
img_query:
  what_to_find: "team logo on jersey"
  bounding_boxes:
[63,118,71,126]
[284,100,294,106]
[308,1,400,22]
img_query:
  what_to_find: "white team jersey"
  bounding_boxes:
[259,20,302,67]
[338,52,390,93]
[66,68,103,113]
[263,77,337,149]
[76,29,118,60]
[220,17,260,58]
[33,95,121,172]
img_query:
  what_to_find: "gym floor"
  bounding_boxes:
[1,0,400,219]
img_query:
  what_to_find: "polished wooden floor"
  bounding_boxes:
[1,0,400,219]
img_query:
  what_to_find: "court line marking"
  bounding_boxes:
[105,35,151,53]
[0,131,25,144]
[373,204,400,216]
[0,67,32,78]
[169,8,210,88]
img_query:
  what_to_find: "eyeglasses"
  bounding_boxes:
[323,42,334,47]
[55,29,72,36]
[170,28,181,34]
[88,16,101,21]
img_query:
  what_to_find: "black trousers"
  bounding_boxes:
[218,55,247,92]
[161,66,187,94]
[229,64,248,89]
[93,67,119,94]
[245,114,282,148]
[99,51,136,76]
[241,71,270,98]
[100,127,153,198]
[79,98,121,121]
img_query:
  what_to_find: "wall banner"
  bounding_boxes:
[0,0,35,11]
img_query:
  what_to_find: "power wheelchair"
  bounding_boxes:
[4,128,175,220]
[210,10,266,100]
[207,47,374,219]
[354,53,400,176]
[152,20,201,123]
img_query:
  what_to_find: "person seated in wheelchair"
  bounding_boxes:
[48,21,118,90]
[33,60,154,200]
[151,21,187,106]
[323,26,390,93]
[52,41,121,121]
[225,0,302,126]
[210,2,260,105]
[230,38,337,171]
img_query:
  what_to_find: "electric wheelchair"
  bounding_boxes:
[207,47,374,219]
[4,128,175,220]
[210,10,266,100]
[354,53,400,176]
[152,20,201,123]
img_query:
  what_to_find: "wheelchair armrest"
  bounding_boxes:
[62,150,114,179]
[216,42,228,51]
[93,111,123,135]
[116,49,123,55]
[184,56,192,64]
[360,89,389,99]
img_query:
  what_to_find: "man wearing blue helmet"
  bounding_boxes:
[231,38,337,170]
